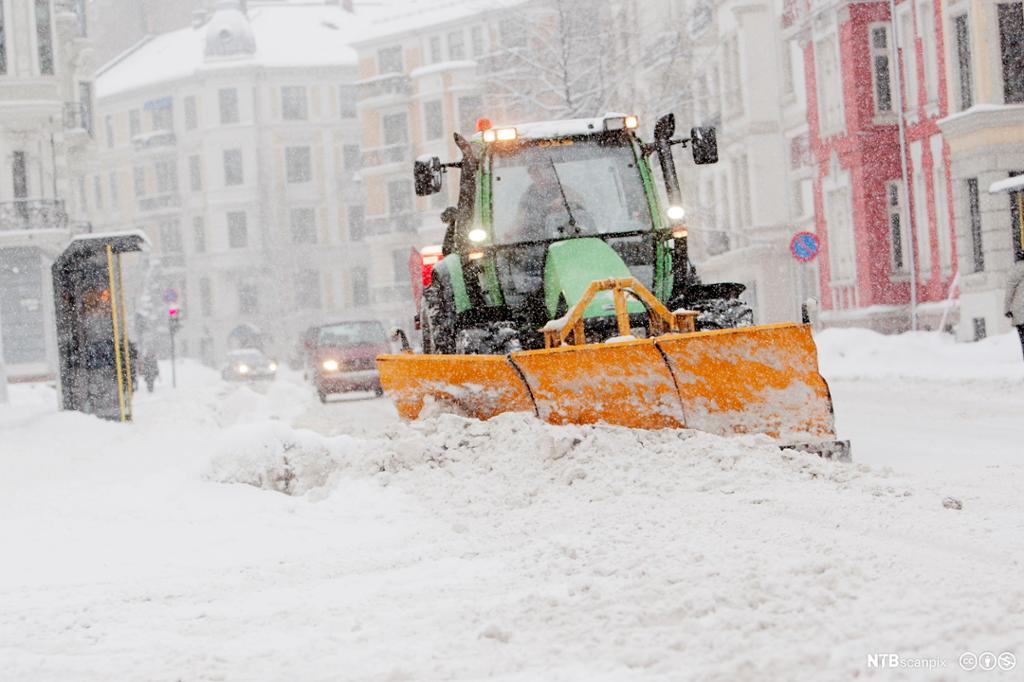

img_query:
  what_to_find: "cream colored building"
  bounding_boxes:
[683,0,814,324]
[0,0,95,381]
[92,0,370,365]
[937,0,1024,341]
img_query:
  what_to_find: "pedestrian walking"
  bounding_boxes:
[1005,259,1024,360]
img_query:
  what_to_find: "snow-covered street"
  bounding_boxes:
[2,330,1022,681]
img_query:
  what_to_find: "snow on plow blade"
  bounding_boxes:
[377,323,843,450]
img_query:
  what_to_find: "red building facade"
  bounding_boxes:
[787,0,958,330]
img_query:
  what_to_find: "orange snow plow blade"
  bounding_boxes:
[654,324,836,439]
[509,339,685,429]
[377,353,534,421]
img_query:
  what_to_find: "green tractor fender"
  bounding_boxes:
[544,238,646,320]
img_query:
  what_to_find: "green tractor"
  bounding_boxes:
[412,112,752,355]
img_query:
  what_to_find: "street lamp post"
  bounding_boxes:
[889,0,919,331]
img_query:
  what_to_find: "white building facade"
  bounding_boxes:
[93,0,370,366]
[1,0,95,381]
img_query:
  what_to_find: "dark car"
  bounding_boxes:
[308,320,389,402]
[222,349,278,382]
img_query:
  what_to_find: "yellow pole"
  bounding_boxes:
[1018,193,1024,254]
[106,245,127,423]
[116,252,133,421]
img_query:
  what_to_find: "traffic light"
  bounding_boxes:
[168,306,182,334]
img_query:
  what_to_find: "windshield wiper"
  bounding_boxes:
[548,159,578,234]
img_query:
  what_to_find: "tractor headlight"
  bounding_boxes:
[322,359,339,372]
[667,205,686,221]
[468,228,488,243]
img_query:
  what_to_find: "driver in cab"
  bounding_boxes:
[516,157,586,241]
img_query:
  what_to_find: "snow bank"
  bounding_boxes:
[816,328,1023,383]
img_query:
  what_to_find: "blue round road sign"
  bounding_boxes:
[163,288,178,304]
[790,231,820,262]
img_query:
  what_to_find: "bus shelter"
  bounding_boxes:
[52,231,148,421]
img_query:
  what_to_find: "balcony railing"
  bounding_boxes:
[138,193,181,212]
[63,102,93,135]
[361,144,409,168]
[356,73,411,101]
[132,130,177,151]
[0,200,68,232]
[364,211,419,235]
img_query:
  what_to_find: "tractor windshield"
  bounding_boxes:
[490,138,651,245]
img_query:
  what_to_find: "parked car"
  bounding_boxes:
[222,349,278,382]
[306,320,389,402]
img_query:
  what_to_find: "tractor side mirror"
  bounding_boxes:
[414,156,443,196]
[690,127,718,165]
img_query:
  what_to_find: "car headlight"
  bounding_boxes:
[238,364,250,374]
[322,359,339,372]
[269,362,278,371]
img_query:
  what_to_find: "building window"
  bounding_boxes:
[105,116,114,148]
[286,146,312,183]
[12,152,27,199]
[471,26,484,57]
[148,99,173,131]
[77,82,94,135]
[348,205,365,241]
[498,17,526,49]
[184,95,198,130]
[35,0,54,75]
[281,86,308,121]
[954,15,974,110]
[972,317,987,341]
[1010,171,1024,260]
[429,36,442,63]
[238,282,258,314]
[223,149,243,186]
[133,166,146,196]
[155,159,178,194]
[448,31,466,60]
[458,95,483,134]
[199,277,212,316]
[219,88,239,124]
[193,216,206,254]
[296,270,322,309]
[93,176,103,210]
[343,144,362,171]
[378,45,403,73]
[387,179,413,215]
[0,2,7,75]
[290,207,317,244]
[109,172,118,205]
[869,25,893,114]
[826,187,855,282]
[339,85,356,118]
[886,181,906,272]
[189,155,202,191]
[424,100,444,140]
[382,112,408,145]
[912,162,932,275]
[966,178,984,272]
[352,267,369,306]
[129,109,141,138]
[998,2,1024,103]
[159,220,183,254]
[227,211,248,248]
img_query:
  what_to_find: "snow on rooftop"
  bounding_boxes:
[96,2,372,99]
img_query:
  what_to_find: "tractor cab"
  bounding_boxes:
[414,113,727,353]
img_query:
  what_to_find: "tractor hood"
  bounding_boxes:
[544,238,646,320]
